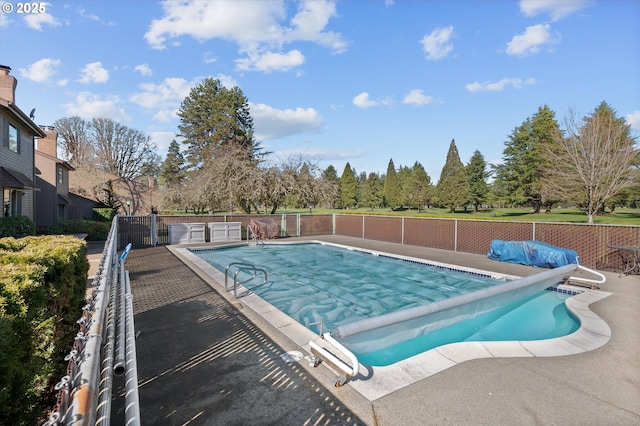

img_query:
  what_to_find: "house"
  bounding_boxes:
[69,166,159,216]
[0,65,46,222]
[34,126,76,226]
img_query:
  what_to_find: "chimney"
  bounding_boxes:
[0,65,17,104]
[37,126,58,158]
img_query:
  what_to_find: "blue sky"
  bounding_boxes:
[1,0,639,180]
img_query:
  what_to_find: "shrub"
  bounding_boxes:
[39,219,111,241]
[0,235,88,425]
[92,208,117,222]
[0,216,37,238]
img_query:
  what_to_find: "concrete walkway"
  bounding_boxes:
[119,236,640,425]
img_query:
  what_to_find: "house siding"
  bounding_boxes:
[1,115,38,221]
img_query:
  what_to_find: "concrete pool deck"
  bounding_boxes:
[118,236,640,425]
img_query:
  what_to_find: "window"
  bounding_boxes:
[3,188,22,217]
[8,124,19,152]
[58,166,64,185]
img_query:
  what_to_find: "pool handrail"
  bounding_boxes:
[224,262,268,297]
[566,265,606,288]
[309,332,359,387]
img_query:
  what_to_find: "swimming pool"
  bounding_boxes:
[189,242,579,365]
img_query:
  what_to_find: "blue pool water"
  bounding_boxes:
[191,243,579,366]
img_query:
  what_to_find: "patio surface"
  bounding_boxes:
[108,236,639,425]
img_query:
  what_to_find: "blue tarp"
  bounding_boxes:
[487,240,579,268]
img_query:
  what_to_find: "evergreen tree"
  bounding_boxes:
[437,139,470,213]
[383,159,401,209]
[178,78,257,168]
[397,165,412,208]
[361,172,383,209]
[321,165,340,208]
[404,162,433,212]
[159,140,186,186]
[339,163,358,208]
[494,105,561,212]
[466,150,490,212]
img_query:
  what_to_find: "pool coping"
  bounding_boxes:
[173,241,612,402]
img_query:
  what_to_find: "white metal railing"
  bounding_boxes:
[224,262,268,298]
[309,332,359,388]
[43,218,140,426]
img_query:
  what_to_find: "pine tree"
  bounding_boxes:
[178,78,257,168]
[160,140,186,186]
[383,159,401,209]
[321,165,340,208]
[466,150,490,212]
[404,162,433,212]
[361,172,383,209]
[339,163,358,208]
[437,139,470,213]
[494,105,561,212]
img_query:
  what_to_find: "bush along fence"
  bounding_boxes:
[118,214,639,271]
[43,217,140,426]
[0,235,88,425]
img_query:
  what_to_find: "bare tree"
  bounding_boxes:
[542,103,640,224]
[90,118,158,180]
[53,116,92,164]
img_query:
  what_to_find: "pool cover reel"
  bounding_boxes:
[332,264,578,341]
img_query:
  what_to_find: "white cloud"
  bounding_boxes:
[63,92,130,122]
[236,49,305,73]
[0,10,10,27]
[144,0,346,72]
[519,0,592,22]
[285,0,347,53]
[79,62,109,83]
[465,77,536,92]
[353,92,377,108]
[130,77,199,123]
[626,111,640,130]
[250,103,323,141]
[149,131,179,154]
[275,147,366,162]
[403,89,434,106]
[506,24,559,57]
[24,12,60,31]
[352,92,392,109]
[134,64,153,76]
[19,58,62,83]
[420,26,454,60]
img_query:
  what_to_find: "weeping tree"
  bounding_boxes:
[542,102,640,224]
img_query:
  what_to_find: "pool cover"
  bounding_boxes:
[487,240,579,268]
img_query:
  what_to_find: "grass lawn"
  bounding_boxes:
[165,207,640,225]
[292,207,640,225]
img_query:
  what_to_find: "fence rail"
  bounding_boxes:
[117,213,640,270]
[45,217,140,426]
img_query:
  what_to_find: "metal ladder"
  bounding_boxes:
[246,225,264,247]
[224,262,268,297]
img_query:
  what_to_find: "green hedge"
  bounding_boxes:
[39,219,111,241]
[0,235,89,425]
[0,216,37,238]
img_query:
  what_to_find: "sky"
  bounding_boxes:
[1,0,639,180]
